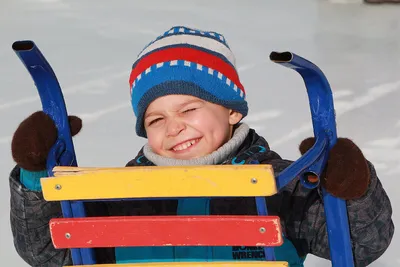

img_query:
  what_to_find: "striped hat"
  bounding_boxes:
[129,26,248,137]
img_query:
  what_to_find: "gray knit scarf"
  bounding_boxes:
[143,123,250,166]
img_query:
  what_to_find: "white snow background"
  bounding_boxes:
[0,0,399,266]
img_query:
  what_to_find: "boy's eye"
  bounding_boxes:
[149,118,163,126]
[183,108,196,113]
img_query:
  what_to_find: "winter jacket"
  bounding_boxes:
[9,128,394,266]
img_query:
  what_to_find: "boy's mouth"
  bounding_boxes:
[171,138,201,152]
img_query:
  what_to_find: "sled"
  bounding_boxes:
[12,40,355,267]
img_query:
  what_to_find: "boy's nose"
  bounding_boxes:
[166,119,186,137]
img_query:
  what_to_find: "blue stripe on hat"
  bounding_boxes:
[131,60,244,115]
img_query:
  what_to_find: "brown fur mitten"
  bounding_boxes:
[11,111,82,171]
[299,137,370,200]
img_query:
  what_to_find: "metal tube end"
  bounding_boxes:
[270,51,293,63]
[12,41,34,51]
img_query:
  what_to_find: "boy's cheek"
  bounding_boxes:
[146,132,163,151]
[188,113,215,130]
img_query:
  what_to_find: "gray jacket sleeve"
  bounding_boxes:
[9,165,72,267]
[272,158,394,267]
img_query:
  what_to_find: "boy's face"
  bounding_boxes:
[144,94,243,160]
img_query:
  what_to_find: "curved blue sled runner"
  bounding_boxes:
[12,40,355,267]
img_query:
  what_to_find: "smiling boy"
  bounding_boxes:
[9,26,394,267]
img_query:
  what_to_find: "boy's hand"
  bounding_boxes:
[11,111,82,171]
[299,137,370,200]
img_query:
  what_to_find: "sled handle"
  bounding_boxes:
[12,40,95,265]
[270,52,354,267]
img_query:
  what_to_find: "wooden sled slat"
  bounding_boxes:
[50,215,283,248]
[41,165,277,201]
[64,262,289,267]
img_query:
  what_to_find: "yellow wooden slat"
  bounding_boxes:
[64,261,288,267]
[41,165,277,201]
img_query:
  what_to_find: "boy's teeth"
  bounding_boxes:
[173,139,197,151]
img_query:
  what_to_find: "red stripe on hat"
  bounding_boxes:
[129,47,245,93]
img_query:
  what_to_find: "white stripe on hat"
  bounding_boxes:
[137,34,236,68]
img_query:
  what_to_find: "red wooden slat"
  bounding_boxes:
[49,216,282,249]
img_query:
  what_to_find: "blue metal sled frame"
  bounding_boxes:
[12,41,96,265]
[12,41,354,267]
[270,52,354,267]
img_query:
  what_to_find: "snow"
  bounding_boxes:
[0,0,399,266]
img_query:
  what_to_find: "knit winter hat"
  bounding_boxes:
[129,26,248,137]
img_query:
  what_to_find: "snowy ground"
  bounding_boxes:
[0,0,399,266]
